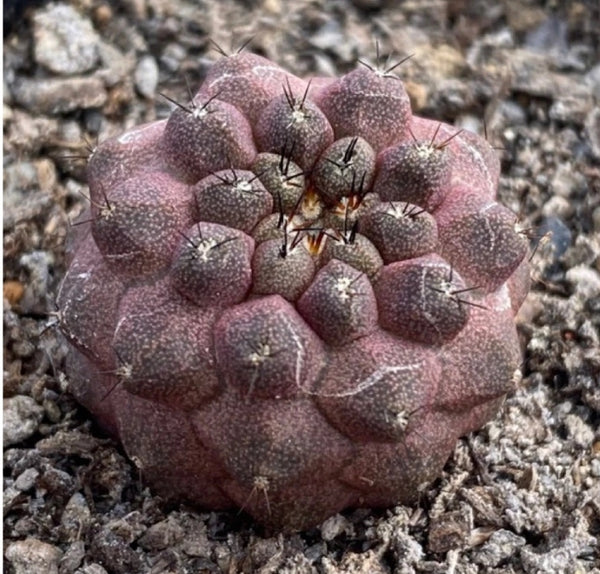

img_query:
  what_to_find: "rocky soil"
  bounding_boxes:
[3,1,600,573]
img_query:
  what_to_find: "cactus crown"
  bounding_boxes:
[58,48,530,532]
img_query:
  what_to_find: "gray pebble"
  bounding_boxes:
[510,47,591,104]
[497,99,527,126]
[59,540,85,574]
[137,517,184,550]
[43,398,63,424]
[593,206,600,234]
[33,3,100,75]
[12,339,36,358]
[134,55,159,99]
[96,42,135,88]
[525,15,568,55]
[311,20,356,63]
[179,514,212,558]
[3,396,44,447]
[4,110,60,155]
[19,250,55,314]
[83,109,105,135]
[566,266,600,301]
[550,163,581,199]
[3,162,39,198]
[160,43,187,73]
[59,121,83,146]
[549,94,594,125]
[320,514,352,541]
[5,537,62,574]
[585,63,600,99]
[541,195,573,220]
[11,76,107,115]
[585,107,600,161]
[538,216,573,263]
[76,564,109,574]
[473,529,526,567]
[520,541,592,573]
[4,486,23,514]
[14,468,40,492]
[61,493,91,542]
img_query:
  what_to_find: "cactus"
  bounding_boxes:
[58,49,530,532]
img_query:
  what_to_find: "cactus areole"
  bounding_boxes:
[58,51,530,532]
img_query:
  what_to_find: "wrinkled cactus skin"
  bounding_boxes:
[58,51,530,532]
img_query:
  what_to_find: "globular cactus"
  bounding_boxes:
[58,49,530,532]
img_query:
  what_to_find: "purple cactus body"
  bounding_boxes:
[58,52,530,532]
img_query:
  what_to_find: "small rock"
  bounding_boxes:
[93,3,114,28]
[566,265,600,300]
[562,414,595,448]
[584,107,600,160]
[494,100,527,128]
[585,63,600,99]
[11,76,107,115]
[520,539,592,573]
[320,514,352,541]
[472,529,526,567]
[43,398,63,424]
[509,47,590,103]
[323,548,388,574]
[3,159,58,230]
[134,55,159,99]
[3,396,44,446]
[428,507,473,553]
[3,280,25,306]
[549,94,594,125]
[160,43,187,73]
[5,537,62,574]
[550,163,581,199]
[14,467,40,491]
[4,159,56,200]
[5,110,60,155]
[90,528,144,574]
[61,493,92,541]
[430,77,471,116]
[3,486,24,515]
[83,109,105,135]
[12,339,36,358]
[77,565,109,574]
[504,0,547,33]
[96,42,135,88]
[33,3,100,75]
[38,467,76,499]
[36,430,101,457]
[179,514,212,558]
[525,15,568,55]
[19,250,55,314]
[59,540,85,574]
[310,20,355,62]
[137,517,185,551]
[593,205,600,234]
[541,195,573,220]
[538,216,573,263]
[3,162,39,196]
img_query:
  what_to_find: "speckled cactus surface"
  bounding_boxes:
[58,50,530,532]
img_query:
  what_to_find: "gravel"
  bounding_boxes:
[3,1,599,573]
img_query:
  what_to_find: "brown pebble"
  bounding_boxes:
[404,80,429,113]
[94,3,113,27]
[4,281,24,305]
